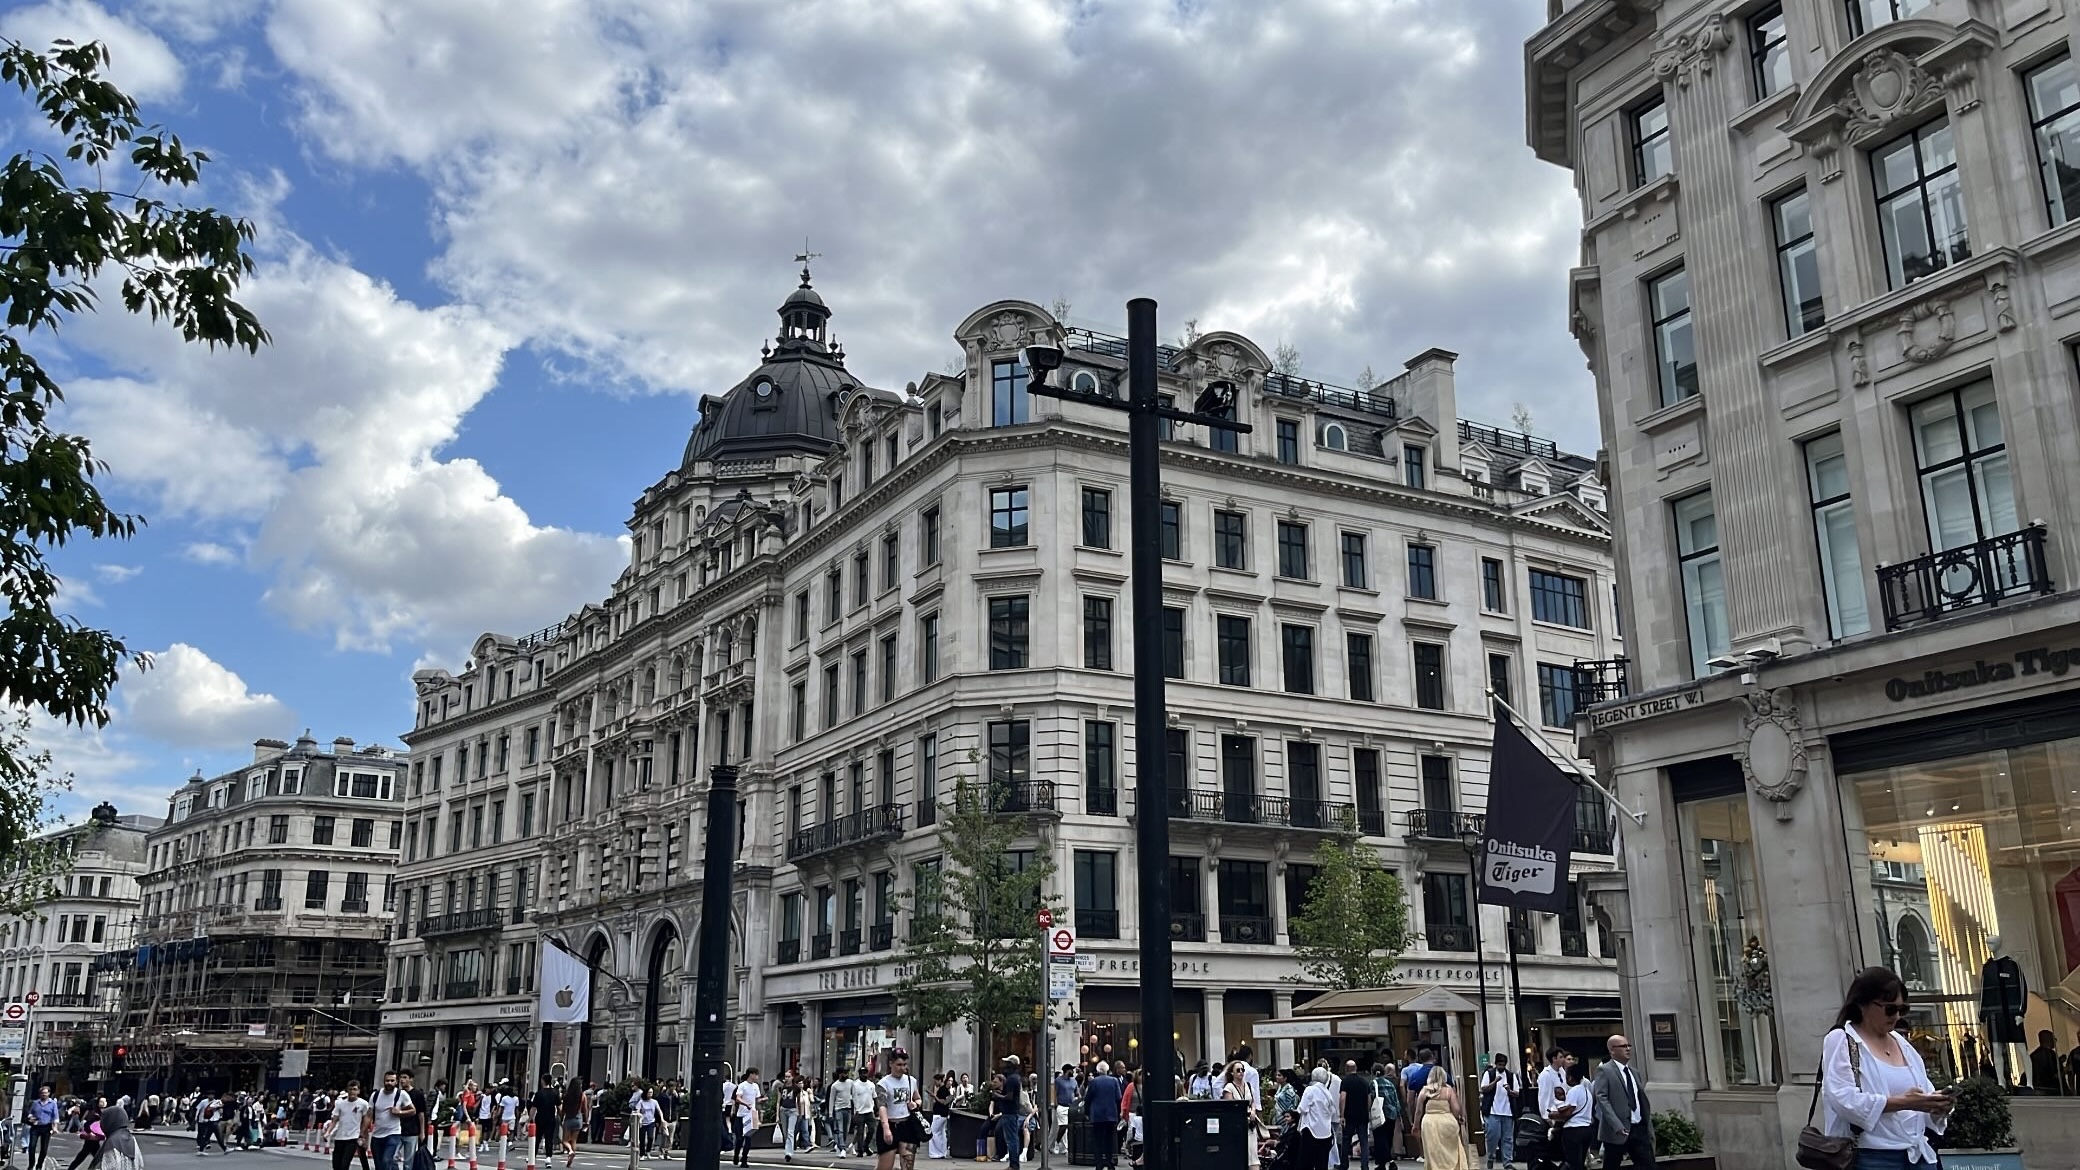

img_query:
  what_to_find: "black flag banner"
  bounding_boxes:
[1479,705,1578,914]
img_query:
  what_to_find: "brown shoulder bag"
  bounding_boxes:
[1795,1028,1862,1170]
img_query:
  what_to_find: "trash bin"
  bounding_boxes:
[1066,1106,1094,1166]
[1160,1099,1247,1170]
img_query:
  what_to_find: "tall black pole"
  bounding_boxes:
[1469,864,1491,1070]
[687,763,739,1170]
[1126,298,1176,1169]
[1506,928,1527,1067]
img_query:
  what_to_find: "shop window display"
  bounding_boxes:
[1849,736,2080,1094]
[1678,794,1779,1086]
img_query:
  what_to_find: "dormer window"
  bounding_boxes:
[1320,423,1348,451]
[1403,445,1427,489]
[991,360,1030,427]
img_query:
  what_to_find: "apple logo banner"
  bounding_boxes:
[538,945,593,1023]
[1477,708,1578,915]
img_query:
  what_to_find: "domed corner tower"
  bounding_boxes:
[681,264,860,471]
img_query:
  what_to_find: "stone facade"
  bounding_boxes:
[388,275,1628,1090]
[1528,1,2080,1164]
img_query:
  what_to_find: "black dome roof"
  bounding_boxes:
[683,270,857,466]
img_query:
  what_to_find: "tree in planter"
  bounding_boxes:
[1942,1075,2013,1151]
[892,776,1059,1079]
[1286,830,1412,989]
[0,36,267,916]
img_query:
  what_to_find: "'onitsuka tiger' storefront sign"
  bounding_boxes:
[1885,644,2080,702]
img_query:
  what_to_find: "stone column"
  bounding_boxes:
[1203,992,1227,1068]
[1654,17,1815,652]
[1272,990,1296,1072]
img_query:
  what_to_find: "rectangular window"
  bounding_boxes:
[1221,735,1256,815]
[1806,432,1872,638]
[304,870,330,911]
[1529,569,1590,628]
[1159,500,1183,560]
[350,818,374,848]
[1749,3,1789,99]
[823,663,840,729]
[1354,748,1383,831]
[1407,543,1437,600]
[919,613,940,684]
[1481,557,1507,612]
[1074,851,1119,938]
[313,816,335,846]
[1084,723,1118,817]
[921,505,942,566]
[1631,93,1672,186]
[1650,267,1698,406]
[1679,793,1770,1084]
[1773,187,1825,336]
[989,596,1030,669]
[1537,663,1579,728]
[1423,872,1472,949]
[988,720,1030,792]
[1487,652,1513,709]
[989,487,1030,548]
[1162,606,1186,679]
[1157,393,1177,441]
[851,650,868,717]
[1167,729,1192,793]
[853,550,870,606]
[917,734,939,822]
[991,359,1030,426]
[1287,742,1323,825]
[791,681,807,742]
[1280,624,1315,695]
[825,568,842,617]
[1912,379,2016,554]
[1421,755,1452,814]
[1347,632,1375,702]
[881,533,900,592]
[1339,532,1368,588]
[880,633,899,703]
[1403,445,1426,489]
[1412,642,1446,710]
[1081,487,1113,549]
[1675,491,1731,677]
[1276,521,1309,579]
[1874,119,1968,287]
[1218,861,1271,937]
[1083,596,1114,670]
[1847,0,1931,37]
[268,815,288,845]
[1275,418,1300,465]
[1214,510,1247,570]
[1216,615,1252,686]
[2027,55,2080,228]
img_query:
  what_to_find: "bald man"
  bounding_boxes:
[1590,1035,1655,1167]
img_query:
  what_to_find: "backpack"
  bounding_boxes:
[1479,1071,1516,1115]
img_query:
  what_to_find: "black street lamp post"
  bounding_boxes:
[1457,826,1493,1068]
[686,764,740,1170]
[1026,298,1247,1170]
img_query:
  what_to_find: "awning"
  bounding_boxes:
[1290,984,1480,1018]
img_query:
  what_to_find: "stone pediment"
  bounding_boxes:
[1513,495,1611,534]
[1785,19,1997,178]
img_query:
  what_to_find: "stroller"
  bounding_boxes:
[1514,1112,1561,1170]
[1265,1122,1303,1170]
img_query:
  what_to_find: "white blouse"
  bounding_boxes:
[1297,1084,1337,1139]
[1821,1026,1947,1165]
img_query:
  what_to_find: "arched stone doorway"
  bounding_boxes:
[642,923,682,1081]
[577,932,610,1085]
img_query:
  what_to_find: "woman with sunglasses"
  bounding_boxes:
[1818,966,1952,1168]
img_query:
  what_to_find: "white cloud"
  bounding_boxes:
[181,541,242,566]
[21,712,161,823]
[118,643,293,749]
[93,563,143,583]
[2,0,185,101]
[54,574,101,611]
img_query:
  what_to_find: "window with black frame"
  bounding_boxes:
[990,359,1029,426]
[2026,55,2080,228]
[1529,569,1590,628]
[1845,0,1930,36]
[1631,94,1672,186]
[1083,596,1114,670]
[1649,267,1697,405]
[1748,4,1790,99]
[1160,499,1183,560]
[1773,188,1825,336]
[1080,487,1112,549]
[988,486,1029,548]
[1215,509,1248,569]
[988,596,1029,669]
[1873,120,1969,287]
[1216,614,1252,686]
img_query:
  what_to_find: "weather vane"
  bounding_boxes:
[794,240,822,285]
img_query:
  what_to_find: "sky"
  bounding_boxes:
[6,0,1594,826]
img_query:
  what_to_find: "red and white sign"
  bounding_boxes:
[22,991,37,1006]
[2,1002,26,1022]
[1049,927,1077,958]
[1036,909,1053,929]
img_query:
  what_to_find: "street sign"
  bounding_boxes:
[1036,909,1053,929]
[0,1026,24,1060]
[1,1002,25,1023]
[22,991,37,1006]
[1049,927,1076,958]
[1074,953,1096,973]
[1048,967,1076,1002]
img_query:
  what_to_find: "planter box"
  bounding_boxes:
[1656,1155,1716,1170]
[947,1110,1000,1161]
[1940,1150,2025,1170]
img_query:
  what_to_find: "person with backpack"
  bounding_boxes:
[1477,1054,1520,1169]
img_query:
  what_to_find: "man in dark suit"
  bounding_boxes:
[1084,1062,1124,1170]
[1590,1034,1655,1167]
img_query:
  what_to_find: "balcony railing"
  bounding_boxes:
[255,897,283,911]
[1171,790,1359,832]
[511,906,527,925]
[811,934,833,960]
[1458,419,1557,461]
[1509,925,1538,954]
[1560,930,1589,958]
[406,983,422,1001]
[1878,526,2053,630]
[916,799,937,829]
[419,908,503,939]
[1221,915,1275,944]
[36,993,92,1009]
[1357,808,1387,838]
[504,976,523,996]
[1087,787,1119,817]
[1574,826,1614,854]
[787,804,906,863]
[390,987,403,1003]
[1429,924,1474,953]
[777,939,801,965]
[1571,657,1630,705]
[443,980,481,999]
[870,923,894,951]
[1406,809,1484,841]
[840,928,863,956]
[342,899,370,914]
[1079,909,1120,939]
[1171,912,1206,942]
[986,780,1060,814]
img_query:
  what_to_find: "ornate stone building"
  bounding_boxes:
[1528,0,2080,1162]
[384,270,1628,1087]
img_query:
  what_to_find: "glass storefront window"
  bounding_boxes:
[1849,736,2080,1092]
[1679,794,1779,1086]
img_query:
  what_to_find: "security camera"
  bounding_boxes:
[1705,653,1744,671]
[1020,345,1065,376]
[1743,638,1783,662]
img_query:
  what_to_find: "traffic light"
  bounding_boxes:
[111,1045,127,1073]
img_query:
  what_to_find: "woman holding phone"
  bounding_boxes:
[1818,966,1952,1168]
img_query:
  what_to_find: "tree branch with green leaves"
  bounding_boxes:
[1287,830,1413,990]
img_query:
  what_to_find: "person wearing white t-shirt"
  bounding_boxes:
[729,1070,761,1169]
[1477,1054,1520,1169]
[874,1049,925,1170]
[1536,1047,1570,1125]
[1552,1066,1595,1170]
[328,1083,374,1170]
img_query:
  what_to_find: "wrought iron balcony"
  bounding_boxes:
[1357,808,1388,837]
[1509,925,1538,954]
[443,980,481,999]
[1087,786,1119,817]
[1079,909,1120,939]
[1428,924,1474,953]
[1573,825,1614,854]
[1878,526,2053,630]
[777,940,801,965]
[812,933,834,960]
[787,803,906,863]
[406,983,422,1001]
[985,780,1059,815]
[839,928,863,956]
[1560,930,1589,958]
[504,976,523,996]
[1171,790,1359,832]
[1571,658,1630,706]
[870,923,894,951]
[1170,912,1206,942]
[37,993,92,1009]
[1221,915,1275,944]
[418,908,503,939]
[1406,808,1484,842]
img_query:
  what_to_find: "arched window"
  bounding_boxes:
[1895,917,1932,988]
[1321,423,1348,451]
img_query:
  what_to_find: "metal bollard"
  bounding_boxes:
[625,1112,638,1170]
[523,1123,535,1170]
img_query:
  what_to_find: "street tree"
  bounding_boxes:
[1273,340,1302,375]
[0,37,268,914]
[891,775,1060,1077]
[1287,831,1413,989]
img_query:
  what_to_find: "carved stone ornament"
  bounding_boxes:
[1842,49,1945,143]
[1737,688,1809,821]
[985,311,1031,352]
[1206,341,1246,381]
[1989,267,2018,332]
[1897,299,1957,363]
[1649,14,1730,89]
[1848,339,1870,386]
